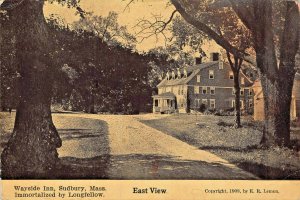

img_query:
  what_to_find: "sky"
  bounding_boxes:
[43,0,221,53]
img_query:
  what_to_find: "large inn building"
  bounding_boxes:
[152,53,254,114]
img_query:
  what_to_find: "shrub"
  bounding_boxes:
[198,103,206,112]
[217,120,234,127]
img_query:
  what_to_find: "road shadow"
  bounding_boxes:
[4,153,258,179]
[55,117,111,178]
[54,155,111,179]
[105,154,257,180]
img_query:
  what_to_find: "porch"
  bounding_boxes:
[152,92,177,114]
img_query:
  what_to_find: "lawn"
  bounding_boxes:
[140,114,300,179]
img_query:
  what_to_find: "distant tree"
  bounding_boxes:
[73,11,137,48]
[211,7,252,128]
[49,14,163,114]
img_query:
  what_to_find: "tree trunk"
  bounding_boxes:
[257,1,299,147]
[1,0,62,178]
[233,71,241,128]
[259,73,279,146]
[226,52,242,128]
[259,73,294,147]
[83,94,95,113]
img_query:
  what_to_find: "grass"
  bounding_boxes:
[140,113,300,179]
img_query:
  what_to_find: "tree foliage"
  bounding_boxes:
[73,11,137,48]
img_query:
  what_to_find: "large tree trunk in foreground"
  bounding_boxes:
[259,73,294,147]
[1,0,61,178]
[257,1,299,147]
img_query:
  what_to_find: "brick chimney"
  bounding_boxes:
[195,57,203,65]
[210,52,220,61]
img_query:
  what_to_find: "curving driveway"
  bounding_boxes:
[55,113,258,179]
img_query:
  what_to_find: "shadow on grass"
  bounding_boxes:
[200,145,259,153]
[198,145,300,179]
[236,162,300,180]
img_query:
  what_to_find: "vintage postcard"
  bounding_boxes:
[0,0,300,199]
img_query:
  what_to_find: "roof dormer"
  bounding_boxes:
[183,68,188,78]
[171,70,176,79]
[177,68,181,79]
[166,71,170,80]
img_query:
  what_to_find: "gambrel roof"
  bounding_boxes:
[157,61,218,87]
[157,61,253,88]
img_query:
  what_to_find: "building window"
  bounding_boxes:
[240,88,244,96]
[155,100,158,107]
[249,89,253,96]
[194,86,200,94]
[166,86,171,92]
[209,70,214,79]
[229,71,234,79]
[240,100,244,109]
[202,87,207,94]
[219,61,223,69]
[210,87,215,95]
[202,99,208,105]
[241,77,245,84]
[249,99,253,108]
[232,100,235,108]
[197,75,201,83]
[210,99,215,108]
[232,88,235,95]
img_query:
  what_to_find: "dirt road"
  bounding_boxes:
[56,113,258,179]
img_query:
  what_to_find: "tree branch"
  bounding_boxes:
[171,0,249,60]
[0,0,25,10]
[135,10,177,44]
[123,0,135,12]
